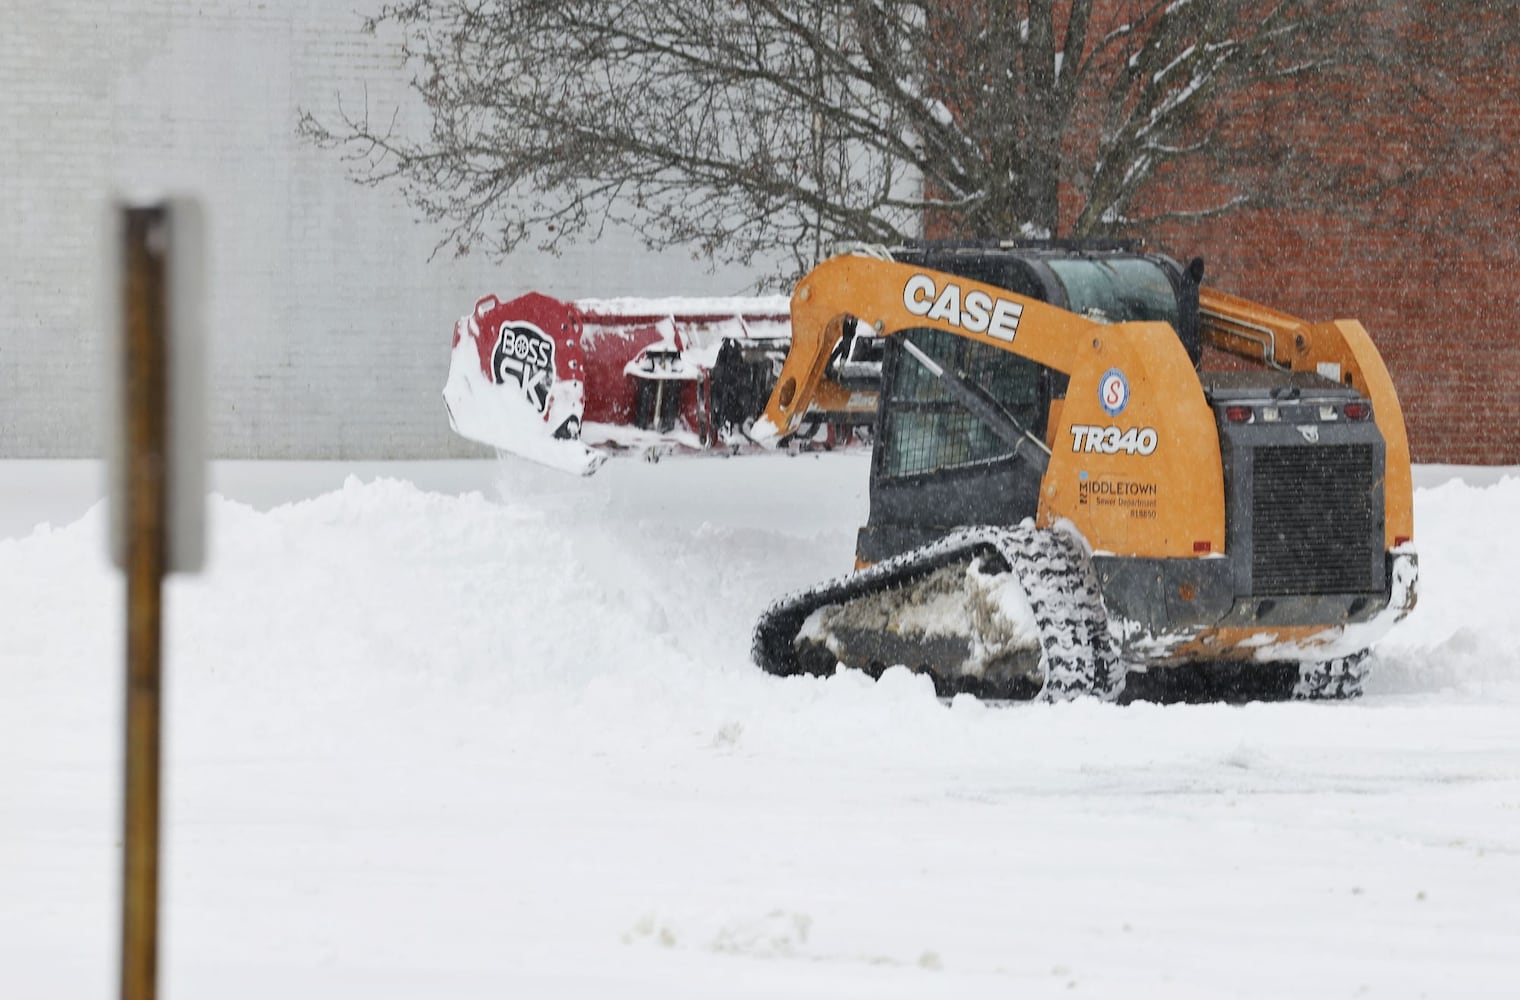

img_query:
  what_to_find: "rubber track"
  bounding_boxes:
[1292,651,1371,700]
[752,524,1124,702]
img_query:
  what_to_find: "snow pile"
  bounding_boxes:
[1371,474,1520,695]
[3,458,1518,998]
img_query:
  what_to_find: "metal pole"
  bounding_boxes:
[120,206,169,1000]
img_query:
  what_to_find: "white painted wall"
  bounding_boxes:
[1,1,777,458]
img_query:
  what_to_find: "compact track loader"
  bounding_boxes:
[749,243,1418,702]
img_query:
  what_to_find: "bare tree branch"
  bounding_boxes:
[299,0,1514,283]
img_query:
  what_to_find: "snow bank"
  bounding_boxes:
[3,459,1518,998]
[1370,474,1520,695]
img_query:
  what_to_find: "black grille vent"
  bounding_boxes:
[1251,444,1381,595]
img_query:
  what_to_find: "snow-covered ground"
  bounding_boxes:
[4,457,1518,998]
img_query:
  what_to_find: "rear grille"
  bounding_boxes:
[1251,444,1380,595]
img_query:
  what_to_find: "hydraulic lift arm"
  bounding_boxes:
[755,252,1228,559]
[754,254,1109,443]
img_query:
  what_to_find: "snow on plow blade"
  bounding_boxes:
[443,291,880,474]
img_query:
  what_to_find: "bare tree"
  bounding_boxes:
[298,1,1435,281]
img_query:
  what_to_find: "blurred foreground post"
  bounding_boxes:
[112,201,206,1000]
[120,205,167,1000]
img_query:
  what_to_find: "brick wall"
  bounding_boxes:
[1,1,772,459]
[1156,5,1520,465]
[921,1,1519,466]
[1166,208,1520,466]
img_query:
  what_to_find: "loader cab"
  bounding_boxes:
[857,242,1202,564]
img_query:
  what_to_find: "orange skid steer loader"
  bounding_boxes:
[749,243,1417,702]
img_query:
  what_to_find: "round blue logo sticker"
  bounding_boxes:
[1098,368,1129,417]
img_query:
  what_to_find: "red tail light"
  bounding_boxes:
[1343,401,1372,421]
[1194,540,1213,553]
[1224,406,1253,424]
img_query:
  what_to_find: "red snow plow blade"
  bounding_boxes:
[444,291,880,474]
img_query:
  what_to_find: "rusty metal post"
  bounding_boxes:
[120,206,169,1000]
